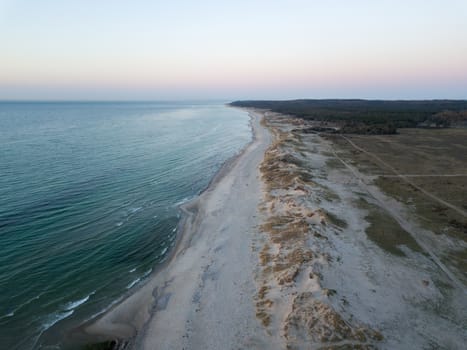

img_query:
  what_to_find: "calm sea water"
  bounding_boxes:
[0,101,251,349]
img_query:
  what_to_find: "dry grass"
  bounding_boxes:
[284,293,383,348]
[255,115,322,330]
[254,113,383,348]
[259,244,272,266]
[256,311,271,327]
[255,116,321,329]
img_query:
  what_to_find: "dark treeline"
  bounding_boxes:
[230,99,467,134]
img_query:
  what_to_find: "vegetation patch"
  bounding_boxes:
[357,198,422,256]
[284,292,383,349]
[325,211,348,229]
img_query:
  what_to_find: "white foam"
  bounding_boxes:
[41,310,74,331]
[129,268,136,273]
[160,247,168,256]
[142,268,152,277]
[126,278,141,289]
[174,196,193,207]
[64,291,95,311]
[0,311,14,320]
[0,293,43,320]
[116,221,123,227]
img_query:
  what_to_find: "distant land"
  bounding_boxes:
[230,99,467,134]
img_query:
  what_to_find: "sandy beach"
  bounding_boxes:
[83,109,277,349]
[83,109,466,350]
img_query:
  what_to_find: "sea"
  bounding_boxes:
[0,101,251,349]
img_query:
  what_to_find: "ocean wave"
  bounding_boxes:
[129,207,142,214]
[160,247,168,257]
[41,310,74,332]
[0,293,44,320]
[126,278,141,289]
[173,196,193,207]
[0,311,15,319]
[64,291,95,311]
[37,292,95,336]
[129,268,136,273]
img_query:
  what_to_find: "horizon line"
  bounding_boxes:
[1,98,466,103]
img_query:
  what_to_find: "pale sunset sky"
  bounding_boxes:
[1,0,466,100]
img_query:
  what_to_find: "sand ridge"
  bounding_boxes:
[255,112,383,349]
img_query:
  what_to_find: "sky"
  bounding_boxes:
[1,0,466,100]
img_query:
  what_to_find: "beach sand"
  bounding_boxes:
[83,109,466,349]
[83,110,278,349]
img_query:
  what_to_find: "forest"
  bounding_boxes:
[230,99,467,134]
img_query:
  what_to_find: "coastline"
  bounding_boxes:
[65,108,465,349]
[77,108,272,348]
[0,101,253,350]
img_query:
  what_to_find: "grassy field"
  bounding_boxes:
[325,128,467,283]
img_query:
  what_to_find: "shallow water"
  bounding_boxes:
[0,101,251,349]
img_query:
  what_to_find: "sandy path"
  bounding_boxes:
[83,110,275,349]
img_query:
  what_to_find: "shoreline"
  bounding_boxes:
[74,107,270,348]
[57,108,465,349]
